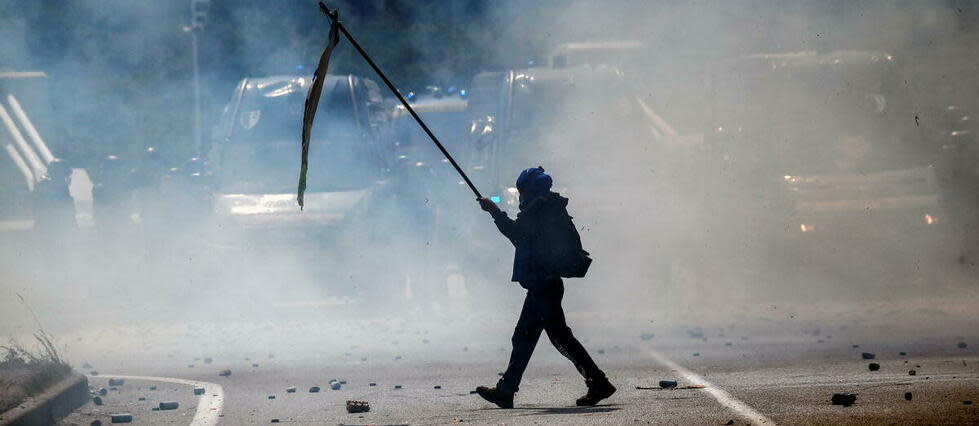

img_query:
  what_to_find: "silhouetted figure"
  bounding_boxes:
[475,167,615,408]
[33,158,76,235]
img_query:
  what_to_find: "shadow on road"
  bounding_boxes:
[519,404,622,416]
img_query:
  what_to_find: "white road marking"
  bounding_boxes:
[647,350,775,425]
[89,374,224,425]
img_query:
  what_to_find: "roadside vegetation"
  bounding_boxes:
[0,295,72,413]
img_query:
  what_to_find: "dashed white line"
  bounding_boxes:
[647,350,775,425]
[89,374,224,425]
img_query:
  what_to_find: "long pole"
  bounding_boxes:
[319,2,482,199]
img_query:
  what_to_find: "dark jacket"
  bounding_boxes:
[490,191,576,283]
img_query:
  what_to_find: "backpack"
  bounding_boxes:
[538,212,593,278]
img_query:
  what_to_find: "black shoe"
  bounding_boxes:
[475,385,514,409]
[576,378,616,406]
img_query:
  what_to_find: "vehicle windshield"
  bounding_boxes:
[715,61,928,174]
[215,78,379,194]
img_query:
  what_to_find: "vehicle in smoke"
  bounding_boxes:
[205,74,390,240]
[702,50,955,284]
[0,71,86,239]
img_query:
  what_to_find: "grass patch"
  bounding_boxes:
[1,331,73,396]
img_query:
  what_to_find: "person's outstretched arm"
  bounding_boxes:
[478,197,519,244]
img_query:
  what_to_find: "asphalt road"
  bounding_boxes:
[55,302,978,426]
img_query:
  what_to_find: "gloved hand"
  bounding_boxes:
[478,197,500,213]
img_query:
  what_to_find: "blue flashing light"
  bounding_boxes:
[527,60,536,66]
[459,89,468,98]
[490,196,502,203]
[446,86,457,94]
[406,91,416,100]
[295,64,304,71]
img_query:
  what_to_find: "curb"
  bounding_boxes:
[0,372,89,426]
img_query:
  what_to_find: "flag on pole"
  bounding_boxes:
[298,8,341,209]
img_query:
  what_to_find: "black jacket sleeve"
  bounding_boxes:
[490,209,521,245]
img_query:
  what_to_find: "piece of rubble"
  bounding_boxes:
[904,392,912,401]
[204,357,213,364]
[194,386,205,395]
[957,342,968,349]
[339,380,347,385]
[394,355,402,360]
[159,401,179,410]
[899,352,907,356]
[138,397,146,401]
[597,349,606,354]
[270,419,279,423]
[309,386,320,393]
[659,380,678,388]
[640,333,655,341]
[434,385,442,389]
[852,344,859,348]
[964,400,973,405]
[90,370,99,376]
[693,353,700,357]
[909,370,916,376]
[93,396,103,405]
[90,420,102,426]
[394,385,403,389]
[868,363,880,371]
[110,413,133,423]
[330,380,342,390]
[149,386,157,391]
[218,369,232,377]
[268,395,276,399]
[369,383,377,387]
[108,378,125,386]
[99,387,108,396]
[286,386,296,393]
[725,342,733,346]
[188,364,194,368]
[861,352,875,360]
[831,393,857,406]
[346,400,370,413]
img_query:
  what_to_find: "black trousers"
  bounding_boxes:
[499,277,605,393]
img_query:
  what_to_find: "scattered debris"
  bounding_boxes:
[108,378,125,386]
[99,387,108,396]
[597,349,606,354]
[831,393,857,407]
[138,397,146,401]
[394,356,402,360]
[346,400,371,413]
[640,333,655,341]
[369,383,377,387]
[637,384,705,390]
[659,380,678,388]
[90,420,102,426]
[286,386,296,393]
[339,380,347,385]
[434,385,442,389]
[218,369,232,377]
[693,353,700,357]
[268,395,275,399]
[330,380,342,390]
[905,392,913,401]
[252,363,259,368]
[724,342,733,346]
[899,352,907,356]
[909,370,916,376]
[861,352,875,360]
[965,400,973,405]
[149,386,157,391]
[159,401,179,410]
[93,396,103,405]
[309,386,320,393]
[194,386,205,395]
[394,385,403,389]
[852,344,860,348]
[90,371,99,376]
[868,363,880,371]
[957,342,968,349]
[204,357,213,364]
[271,419,279,423]
[110,413,133,423]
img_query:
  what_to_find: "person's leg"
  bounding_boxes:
[498,290,545,393]
[534,278,606,382]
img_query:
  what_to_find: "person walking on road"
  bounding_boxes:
[475,167,615,408]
